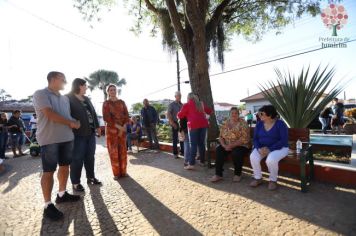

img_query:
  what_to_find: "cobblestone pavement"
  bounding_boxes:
[0,138,355,236]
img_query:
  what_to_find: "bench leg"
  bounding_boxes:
[308,151,314,181]
[300,153,307,193]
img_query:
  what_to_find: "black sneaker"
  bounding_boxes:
[72,183,85,192]
[43,204,64,221]
[55,191,81,204]
[87,178,102,185]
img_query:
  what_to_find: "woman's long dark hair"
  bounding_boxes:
[71,78,87,94]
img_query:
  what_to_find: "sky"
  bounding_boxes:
[0,0,355,115]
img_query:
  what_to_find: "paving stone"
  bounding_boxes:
[0,138,355,235]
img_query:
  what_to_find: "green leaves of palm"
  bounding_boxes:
[259,65,345,128]
[86,69,126,99]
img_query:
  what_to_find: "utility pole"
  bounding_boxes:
[176,51,181,92]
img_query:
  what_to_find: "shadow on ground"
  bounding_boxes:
[0,154,41,194]
[129,151,356,235]
[118,176,202,236]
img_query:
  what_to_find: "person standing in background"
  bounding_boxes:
[141,99,159,149]
[30,113,37,141]
[319,106,332,134]
[167,91,184,158]
[246,110,253,127]
[177,93,212,169]
[331,98,345,134]
[0,112,9,160]
[7,110,26,157]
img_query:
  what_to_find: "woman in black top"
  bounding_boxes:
[67,78,102,191]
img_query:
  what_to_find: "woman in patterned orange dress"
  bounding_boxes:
[102,84,129,180]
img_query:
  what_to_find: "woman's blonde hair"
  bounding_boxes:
[187,92,203,113]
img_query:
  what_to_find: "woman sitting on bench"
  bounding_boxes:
[250,105,288,191]
[210,107,250,183]
[127,116,142,152]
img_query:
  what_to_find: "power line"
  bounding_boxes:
[145,38,356,96]
[142,81,190,98]
[210,38,356,77]
[4,0,169,64]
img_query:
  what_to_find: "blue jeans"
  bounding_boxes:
[189,128,207,165]
[183,132,191,164]
[319,117,330,134]
[70,133,96,184]
[0,131,8,159]
[127,133,139,150]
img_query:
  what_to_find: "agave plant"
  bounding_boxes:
[259,65,345,128]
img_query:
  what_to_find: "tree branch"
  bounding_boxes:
[143,0,159,14]
[185,1,205,33]
[206,0,232,42]
[165,0,187,51]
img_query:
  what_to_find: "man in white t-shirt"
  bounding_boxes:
[30,113,37,141]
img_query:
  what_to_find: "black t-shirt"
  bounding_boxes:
[320,107,332,118]
[81,100,95,129]
[7,116,25,133]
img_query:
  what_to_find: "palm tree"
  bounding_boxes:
[86,69,126,100]
[259,65,345,128]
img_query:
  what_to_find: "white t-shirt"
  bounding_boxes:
[30,117,37,130]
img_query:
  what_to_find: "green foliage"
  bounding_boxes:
[151,102,167,115]
[131,102,144,113]
[238,104,246,111]
[0,89,12,102]
[86,69,126,100]
[73,0,116,23]
[73,0,321,66]
[157,124,172,142]
[259,65,345,128]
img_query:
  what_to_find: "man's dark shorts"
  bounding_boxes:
[41,141,74,172]
[9,132,25,148]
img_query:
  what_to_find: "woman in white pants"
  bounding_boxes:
[249,105,289,190]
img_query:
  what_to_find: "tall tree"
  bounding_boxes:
[131,102,144,113]
[74,0,321,138]
[0,89,12,102]
[151,102,167,116]
[86,69,126,100]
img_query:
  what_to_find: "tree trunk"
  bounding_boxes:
[184,45,219,141]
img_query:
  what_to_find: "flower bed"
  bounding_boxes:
[313,150,351,164]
